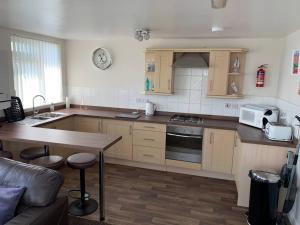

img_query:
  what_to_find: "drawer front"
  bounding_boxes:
[133,130,166,148]
[133,146,165,165]
[133,122,166,132]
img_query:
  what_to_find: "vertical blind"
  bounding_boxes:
[10,35,63,108]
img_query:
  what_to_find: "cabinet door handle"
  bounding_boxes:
[144,138,155,141]
[143,154,154,158]
[143,126,155,129]
[209,132,214,144]
[98,120,102,132]
[209,80,213,92]
[168,79,171,90]
[234,134,237,148]
[129,125,132,135]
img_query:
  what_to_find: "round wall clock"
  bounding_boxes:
[92,48,112,70]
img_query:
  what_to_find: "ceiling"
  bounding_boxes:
[0,0,300,40]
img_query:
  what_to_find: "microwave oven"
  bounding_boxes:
[239,104,279,129]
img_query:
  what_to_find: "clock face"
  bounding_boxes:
[92,48,112,70]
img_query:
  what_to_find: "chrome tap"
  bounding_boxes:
[32,95,46,117]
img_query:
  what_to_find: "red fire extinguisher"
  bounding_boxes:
[256,64,268,87]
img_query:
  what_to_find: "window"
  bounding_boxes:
[10,35,63,109]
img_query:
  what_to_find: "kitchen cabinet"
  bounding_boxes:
[232,132,241,177]
[202,128,235,174]
[102,119,133,160]
[234,142,293,207]
[207,50,246,98]
[133,122,166,165]
[145,50,174,94]
[74,116,102,133]
[40,117,78,158]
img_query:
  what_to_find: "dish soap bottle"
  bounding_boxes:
[50,103,55,112]
[145,78,150,91]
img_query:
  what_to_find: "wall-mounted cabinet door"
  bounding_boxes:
[74,116,102,133]
[157,51,173,93]
[207,51,230,96]
[102,119,133,160]
[202,128,235,174]
[145,50,173,94]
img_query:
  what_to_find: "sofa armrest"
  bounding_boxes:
[5,196,68,225]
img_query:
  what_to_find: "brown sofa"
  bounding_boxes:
[0,158,68,225]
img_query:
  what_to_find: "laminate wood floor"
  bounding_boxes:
[60,163,247,225]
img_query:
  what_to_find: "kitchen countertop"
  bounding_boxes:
[0,120,121,152]
[1,107,297,149]
[54,108,297,148]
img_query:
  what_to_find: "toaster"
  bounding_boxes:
[265,122,293,142]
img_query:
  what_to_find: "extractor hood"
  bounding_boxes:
[173,52,209,68]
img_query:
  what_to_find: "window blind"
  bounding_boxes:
[10,35,63,109]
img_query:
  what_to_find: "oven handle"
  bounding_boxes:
[166,132,203,139]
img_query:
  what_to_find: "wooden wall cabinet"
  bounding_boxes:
[202,128,235,174]
[102,119,133,160]
[145,50,174,94]
[207,50,246,98]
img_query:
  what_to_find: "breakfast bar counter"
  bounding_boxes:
[0,123,122,222]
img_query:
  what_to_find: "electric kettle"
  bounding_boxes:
[145,101,156,116]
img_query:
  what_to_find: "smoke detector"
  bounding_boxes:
[211,0,227,9]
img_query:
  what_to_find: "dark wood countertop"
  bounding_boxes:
[56,108,297,148]
[0,123,121,152]
[2,107,295,149]
[237,124,297,148]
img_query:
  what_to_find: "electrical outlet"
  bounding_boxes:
[225,103,231,108]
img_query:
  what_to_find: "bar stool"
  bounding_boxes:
[67,153,98,216]
[20,146,48,162]
[30,155,65,170]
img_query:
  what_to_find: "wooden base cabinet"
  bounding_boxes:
[132,122,166,165]
[102,119,133,160]
[234,139,293,207]
[202,128,235,175]
[74,116,102,133]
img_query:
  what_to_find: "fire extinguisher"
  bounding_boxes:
[256,64,268,87]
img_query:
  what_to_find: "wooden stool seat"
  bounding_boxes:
[31,155,64,170]
[67,153,97,170]
[0,150,13,159]
[20,147,47,161]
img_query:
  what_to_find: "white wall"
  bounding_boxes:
[66,37,283,116]
[277,29,300,225]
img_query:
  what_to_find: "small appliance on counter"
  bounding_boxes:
[265,122,293,142]
[145,101,156,116]
[239,104,279,129]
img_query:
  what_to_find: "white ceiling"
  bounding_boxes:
[0,0,300,40]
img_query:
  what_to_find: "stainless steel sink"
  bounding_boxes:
[38,112,65,118]
[31,112,65,120]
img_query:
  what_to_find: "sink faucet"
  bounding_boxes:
[32,95,46,117]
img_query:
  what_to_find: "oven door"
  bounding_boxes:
[166,132,203,163]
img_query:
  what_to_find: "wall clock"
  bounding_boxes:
[92,48,112,70]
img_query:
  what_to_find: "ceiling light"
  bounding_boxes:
[211,26,224,32]
[211,0,227,9]
[135,29,150,41]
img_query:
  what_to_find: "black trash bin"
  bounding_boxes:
[247,170,281,225]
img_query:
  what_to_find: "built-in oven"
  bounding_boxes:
[166,125,203,163]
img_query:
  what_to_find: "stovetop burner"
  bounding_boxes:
[169,114,203,124]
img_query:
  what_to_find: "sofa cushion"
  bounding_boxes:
[0,158,64,207]
[0,186,25,225]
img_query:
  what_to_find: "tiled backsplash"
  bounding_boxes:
[69,68,278,117]
[68,67,299,136]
